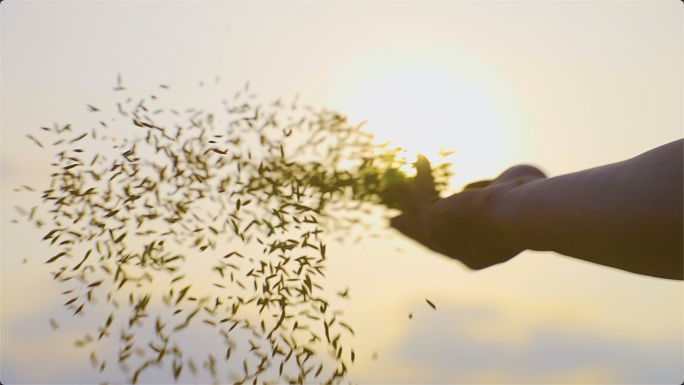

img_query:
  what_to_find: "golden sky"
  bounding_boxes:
[1,1,682,384]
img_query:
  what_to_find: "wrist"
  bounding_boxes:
[476,176,543,253]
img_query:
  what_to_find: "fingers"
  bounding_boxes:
[389,155,440,249]
[390,214,424,243]
[390,212,445,255]
[390,154,438,215]
[390,182,432,245]
[394,154,448,253]
[413,154,438,203]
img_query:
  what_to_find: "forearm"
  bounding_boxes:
[496,139,683,280]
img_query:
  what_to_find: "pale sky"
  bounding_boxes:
[1,1,682,384]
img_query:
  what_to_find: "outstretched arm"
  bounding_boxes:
[494,139,683,280]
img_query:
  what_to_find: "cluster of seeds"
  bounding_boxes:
[13,76,455,384]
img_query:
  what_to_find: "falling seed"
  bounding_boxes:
[27,134,43,148]
[17,76,458,385]
[70,133,87,143]
[14,206,27,216]
[425,299,436,310]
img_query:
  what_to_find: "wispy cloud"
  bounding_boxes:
[384,302,683,384]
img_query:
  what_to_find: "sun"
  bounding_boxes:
[332,64,470,180]
[327,59,510,194]
[398,157,416,178]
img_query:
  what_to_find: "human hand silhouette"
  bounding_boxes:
[390,155,547,270]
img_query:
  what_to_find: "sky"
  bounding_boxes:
[1,1,683,384]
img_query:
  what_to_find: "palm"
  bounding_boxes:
[390,157,546,270]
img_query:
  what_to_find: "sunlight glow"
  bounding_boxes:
[335,62,507,191]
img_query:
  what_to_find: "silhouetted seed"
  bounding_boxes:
[425,299,436,310]
[104,210,119,218]
[336,287,349,298]
[46,252,67,264]
[338,322,354,336]
[113,74,125,91]
[176,286,191,305]
[14,205,28,216]
[18,79,459,385]
[73,249,92,270]
[27,134,44,148]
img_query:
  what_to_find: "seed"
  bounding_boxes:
[18,77,456,384]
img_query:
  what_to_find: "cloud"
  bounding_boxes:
[386,302,683,384]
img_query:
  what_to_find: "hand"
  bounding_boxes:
[389,156,547,270]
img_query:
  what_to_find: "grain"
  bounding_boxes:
[15,75,455,385]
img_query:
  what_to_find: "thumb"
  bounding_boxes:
[390,214,418,239]
[412,154,438,204]
[390,212,444,254]
[389,155,448,253]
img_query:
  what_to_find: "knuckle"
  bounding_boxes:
[496,165,547,182]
